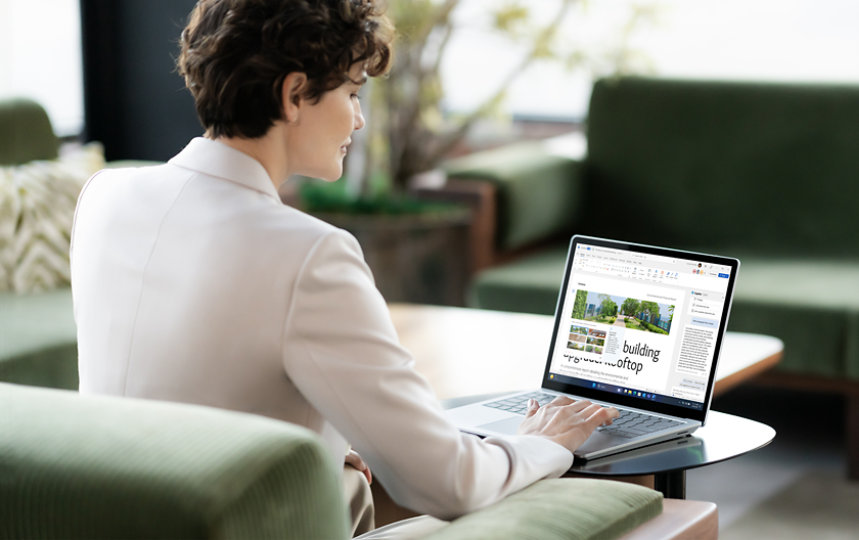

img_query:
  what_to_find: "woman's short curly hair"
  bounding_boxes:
[177,0,393,139]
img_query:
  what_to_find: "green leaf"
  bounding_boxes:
[492,3,530,34]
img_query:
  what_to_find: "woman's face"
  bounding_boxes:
[288,63,366,181]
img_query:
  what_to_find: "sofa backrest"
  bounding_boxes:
[582,77,859,256]
[0,383,350,539]
[0,98,59,165]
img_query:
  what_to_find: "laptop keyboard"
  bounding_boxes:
[483,391,557,414]
[483,391,683,439]
[596,408,683,438]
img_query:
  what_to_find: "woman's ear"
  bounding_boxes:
[281,72,308,123]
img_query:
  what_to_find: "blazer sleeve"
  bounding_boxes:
[281,229,572,519]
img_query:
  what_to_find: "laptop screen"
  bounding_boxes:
[543,235,739,423]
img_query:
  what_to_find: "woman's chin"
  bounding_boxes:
[320,170,343,182]
[308,167,343,183]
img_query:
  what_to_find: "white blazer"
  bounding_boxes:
[70,137,571,518]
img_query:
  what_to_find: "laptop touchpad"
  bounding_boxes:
[478,416,523,436]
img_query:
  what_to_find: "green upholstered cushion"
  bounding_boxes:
[427,478,662,540]
[583,77,859,256]
[470,249,859,380]
[444,141,581,251]
[0,288,78,389]
[728,256,859,379]
[0,383,350,540]
[468,245,568,316]
[0,98,59,166]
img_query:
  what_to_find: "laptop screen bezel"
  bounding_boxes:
[541,235,740,425]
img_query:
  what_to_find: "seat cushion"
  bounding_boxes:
[728,256,859,379]
[470,249,859,380]
[468,245,569,315]
[0,288,78,389]
[426,478,662,540]
[0,383,349,540]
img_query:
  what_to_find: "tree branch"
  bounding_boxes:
[426,0,578,167]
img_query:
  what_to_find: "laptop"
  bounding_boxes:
[445,235,739,461]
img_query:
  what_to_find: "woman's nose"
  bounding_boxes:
[354,101,365,130]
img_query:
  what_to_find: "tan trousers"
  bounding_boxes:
[342,466,375,537]
[354,515,448,539]
[343,467,449,539]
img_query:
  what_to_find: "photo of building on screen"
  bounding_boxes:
[571,290,674,335]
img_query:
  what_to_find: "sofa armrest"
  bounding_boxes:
[0,383,350,540]
[426,477,663,540]
[444,140,583,257]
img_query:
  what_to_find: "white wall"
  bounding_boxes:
[0,0,83,136]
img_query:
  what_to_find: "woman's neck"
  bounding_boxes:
[209,126,288,189]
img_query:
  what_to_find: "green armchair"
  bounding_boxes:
[1,382,350,539]
[445,76,859,478]
[0,97,162,390]
[0,97,84,390]
[1,383,674,540]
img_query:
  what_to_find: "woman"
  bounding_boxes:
[70,0,617,536]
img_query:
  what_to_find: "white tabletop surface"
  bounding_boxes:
[388,303,783,401]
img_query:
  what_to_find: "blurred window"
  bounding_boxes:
[0,0,83,136]
[442,0,859,122]
[2,0,857,134]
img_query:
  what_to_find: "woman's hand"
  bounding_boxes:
[517,396,619,453]
[345,448,372,485]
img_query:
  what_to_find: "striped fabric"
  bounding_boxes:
[0,144,104,293]
[0,383,350,539]
[426,478,663,540]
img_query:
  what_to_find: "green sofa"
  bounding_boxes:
[0,97,158,390]
[445,76,859,477]
[0,98,83,390]
[1,382,668,539]
[1,98,77,389]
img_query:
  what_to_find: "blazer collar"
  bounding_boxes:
[169,137,281,202]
